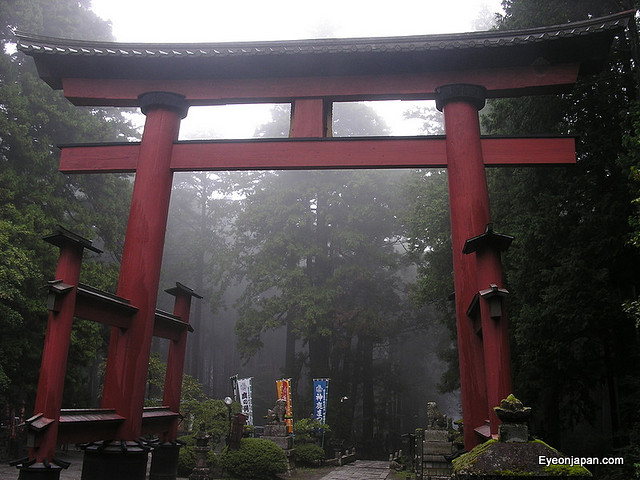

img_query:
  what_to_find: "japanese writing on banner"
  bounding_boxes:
[230,375,239,402]
[313,378,329,424]
[237,377,254,425]
[276,378,293,433]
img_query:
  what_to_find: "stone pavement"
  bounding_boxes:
[0,454,391,480]
[317,460,390,480]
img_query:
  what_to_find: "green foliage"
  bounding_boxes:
[295,443,325,466]
[144,354,237,448]
[486,0,640,447]
[596,421,640,479]
[0,0,136,412]
[621,103,640,330]
[294,417,332,437]
[496,0,634,29]
[220,437,288,479]
[177,445,197,477]
[180,398,240,445]
[1,0,113,41]
[234,168,407,356]
[145,352,168,407]
[402,0,640,453]
[176,445,217,478]
[160,171,242,385]
[293,417,331,445]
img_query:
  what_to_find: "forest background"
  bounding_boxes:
[2,1,640,478]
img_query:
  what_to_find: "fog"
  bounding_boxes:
[149,101,459,457]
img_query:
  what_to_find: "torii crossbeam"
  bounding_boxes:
[15,10,631,480]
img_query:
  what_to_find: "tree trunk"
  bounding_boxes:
[361,336,374,457]
[308,334,331,379]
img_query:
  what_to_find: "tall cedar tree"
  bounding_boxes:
[1,1,136,413]
[232,104,416,454]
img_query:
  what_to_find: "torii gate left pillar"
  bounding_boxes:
[81,92,189,480]
[436,84,513,447]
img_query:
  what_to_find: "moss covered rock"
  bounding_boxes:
[452,439,591,478]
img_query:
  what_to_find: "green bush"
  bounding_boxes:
[293,417,331,445]
[177,446,196,477]
[220,438,287,479]
[295,442,324,466]
[176,444,217,478]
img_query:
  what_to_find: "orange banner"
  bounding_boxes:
[276,378,293,433]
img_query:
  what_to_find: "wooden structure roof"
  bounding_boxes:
[16,10,632,105]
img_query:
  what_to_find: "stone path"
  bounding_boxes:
[0,455,391,480]
[317,460,390,480]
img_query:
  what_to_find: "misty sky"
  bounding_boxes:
[89,0,505,138]
[91,0,504,43]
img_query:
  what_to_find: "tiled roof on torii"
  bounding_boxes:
[16,10,633,90]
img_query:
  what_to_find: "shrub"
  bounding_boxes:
[220,438,287,479]
[177,446,196,477]
[293,417,331,445]
[176,443,217,478]
[295,442,325,466]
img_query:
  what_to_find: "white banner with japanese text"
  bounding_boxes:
[237,377,254,425]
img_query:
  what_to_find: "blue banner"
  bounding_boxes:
[313,378,329,424]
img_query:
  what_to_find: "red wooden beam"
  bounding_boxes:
[153,310,193,341]
[57,409,124,444]
[60,64,579,106]
[53,407,179,444]
[59,137,575,173]
[74,285,137,329]
[140,407,181,436]
[290,98,329,138]
[162,283,200,441]
[58,143,142,173]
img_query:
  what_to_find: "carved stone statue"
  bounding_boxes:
[426,401,447,430]
[266,398,287,425]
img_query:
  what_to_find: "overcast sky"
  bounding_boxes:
[91,0,504,43]
[89,0,505,138]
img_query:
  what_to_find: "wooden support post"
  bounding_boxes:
[18,228,100,478]
[476,242,513,436]
[150,283,201,480]
[290,98,330,138]
[100,92,189,443]
[464,225,514,438]
[81,93,188,480]
[436,84,493,449]
[162,283,202,442]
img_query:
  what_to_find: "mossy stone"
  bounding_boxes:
[452,439,591,478]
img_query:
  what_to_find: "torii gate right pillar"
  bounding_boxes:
[436,84,513,449]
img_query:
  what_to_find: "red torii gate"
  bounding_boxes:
[14,10,631,480]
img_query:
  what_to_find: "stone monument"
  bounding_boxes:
[263,399,295,473]
[189,423,211,480]
[420,401,454,479]
[452,395,592,479]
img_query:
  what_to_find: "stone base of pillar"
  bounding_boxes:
[10,456,71,480]
[17,468,63,480]
[149,442,182,480]
[80,440,150,480]
[15,463,65,480]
